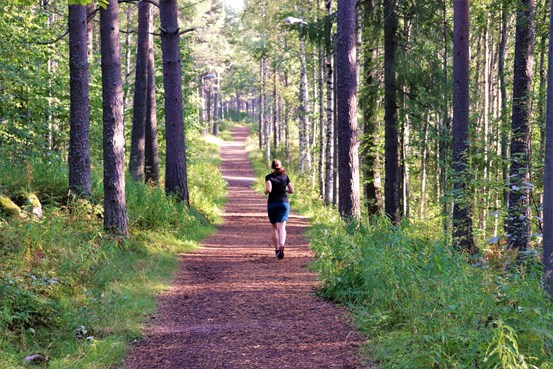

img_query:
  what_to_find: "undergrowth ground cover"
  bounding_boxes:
[0,131,227,369]
[247,134,553,369]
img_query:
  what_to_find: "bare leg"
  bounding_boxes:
[271,224,279,250]
[277,221,287,247]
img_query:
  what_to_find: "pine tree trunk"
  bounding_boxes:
[123,7,132,115]
[324,0,334,205]
[361,0,382,216]
[129,2,151,182]
[100,0,128,235]
[420,116,429,217]
[86,3,94,60]
[499,2,510,210]
[160,0,189,204]
[543,0,553,298]
[508,0,535,251]
[273,69,280,149]
[259,59,264,150]
[144,11,159,185]
[213,73,219,136]
[263,58,270,166]
[68,3,92,198]
[318,0,325,199]
[451,0,475,253]
[337,0,361,220]
[384,0,400,223]
[299,38,312,173]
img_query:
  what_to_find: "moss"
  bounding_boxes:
[0,195,21,218]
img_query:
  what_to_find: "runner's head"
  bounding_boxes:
[271,159,286,175]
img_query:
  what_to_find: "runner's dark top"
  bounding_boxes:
[265,173,290,203]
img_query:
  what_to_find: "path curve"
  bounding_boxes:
[125,126,368,369]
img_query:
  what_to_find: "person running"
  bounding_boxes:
[265,159,294,259]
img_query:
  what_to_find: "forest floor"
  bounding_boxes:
[124,126,369,369]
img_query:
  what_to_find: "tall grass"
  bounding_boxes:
[247,135,553,369]
[0,134,226,368]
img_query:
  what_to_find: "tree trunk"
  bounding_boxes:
[337,0,361,220]
[123,7,133,114]
[213,73,219,136]
[129,1,150,182]
[451,0,475,252]
[499,2,510,210]
[262,58,270,166]
[543,0,553,298]
[420,116,429,217]
[324,0,335,205]
[318,0,325,199]
[361,0,383,216]
[68,3,91,198]
[160,0,189,204]
[299,38,312,173]
[86,3,94,60]
[259,59,264,150]
[100,0,128,235]
[384,0,400,223]
[144,8,159,185]
[508,0,535,251]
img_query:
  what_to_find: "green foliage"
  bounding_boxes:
[307,214,553,368]
[0,135,226,368]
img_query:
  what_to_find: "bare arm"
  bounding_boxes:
[287,182,294,194]
[265,180,272,195]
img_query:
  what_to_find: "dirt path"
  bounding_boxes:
[125,126,368,369]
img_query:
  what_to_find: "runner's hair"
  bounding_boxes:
[271,159,286,175]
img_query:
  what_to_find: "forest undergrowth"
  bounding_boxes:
[0,131,227,369]
[247,133,553,369]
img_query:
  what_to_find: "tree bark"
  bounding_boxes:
[543,0,553,297]
[499,2,510,210]
[213,72,219,136]
[324,0,334,205]
[451,0,475,253]
[299,38,312,173]
[86,3,94,60]
[384,0,400,223]
[129,1,150,182]
[508,0,535,251]
[361,0,383,216]
[68,3,92,198]
[259,59,265,150]
[144,10,159,185]
[337,0,361,220]
[100,0,128,235]
[264,60,270,166]
[160,0,189,204]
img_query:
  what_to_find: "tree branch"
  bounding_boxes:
[179,28,196,35]
[30,29,69,45]
[118,0,160,7]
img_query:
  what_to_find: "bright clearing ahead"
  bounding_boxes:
[224,0,244,11]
